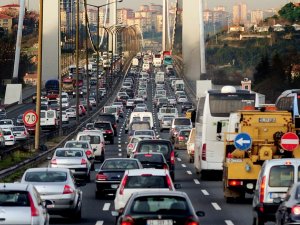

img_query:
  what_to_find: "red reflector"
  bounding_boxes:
[228,180,243,186]
[144,154,152,157]
[166,175,172,190]
[96,173,108,181]
[86,150,92,156]
[10,135,14,139]
[178,136,185,141]
[81,159,87,165]
[121,215,134,225]
[119,175,128,195]
[50,159,57,165]
[259,176,266,203]
[105,130,113,134]
[28,193,39,217]
[127,143,134,149]
[185,221,199,225]
[170,151,175,165]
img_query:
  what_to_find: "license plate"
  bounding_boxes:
[111,184,119,189]
[147,220,173,225]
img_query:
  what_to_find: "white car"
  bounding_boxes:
[61,99,69,108]
[0,119,14,129]
[89,97,96,106]
[66,108,76,118]
[61,111,69,123]
[177,95,188,103]
[11,126,29,141]
[126,99,135,109]
[135,103,148,112]
[3,129,16,146]
[114,169,177,211]
[112,102,124,110]
[168,97,177,105]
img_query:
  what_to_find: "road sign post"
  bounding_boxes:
[234,132,252,151]
[281,132,299,151]
[23,110,38,127]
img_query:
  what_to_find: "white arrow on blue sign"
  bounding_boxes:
[234,132,252,151]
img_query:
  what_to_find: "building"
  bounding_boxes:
[117,8,134,25]
[251,10,263,24]
[0,14,13,34]
[23,73,37,85]
[233,3,248,25]
[0,4,20,17]
[149,4,162,13]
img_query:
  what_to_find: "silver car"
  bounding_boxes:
[11,126,29,141]
[21,168,83,220]
[160,115,175,131]
[49,148,91,181]
[0,183,50,225]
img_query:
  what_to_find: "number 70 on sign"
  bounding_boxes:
[22,110,38,127]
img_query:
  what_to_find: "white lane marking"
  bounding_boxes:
[119,149,122,152]
[118,138,121,140]
[201,189,209,195]
[118,153,122,156]
[103,203,110,211]
[118,145,121,147]
[177,158,181,161]
[212,202,221,210]
[225,220,234,225]
[182,164,186,168]
[95,221,104,225]
[194,179,200,184]
[187,171,192,175]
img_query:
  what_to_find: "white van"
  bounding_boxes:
[103,106,119,122]
[125,112,154,133]
[252,159,300,224]
[76,131,105,162]
[40,110,59,130]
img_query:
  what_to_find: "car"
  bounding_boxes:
[89,97,97,106]
[0,183,51,225]
[65,108,77,118]
[3,129,16,146]
[174,129,191,150]
[95,158,143,198]
[132,130,156,139]
[133,152,169,169]
[135,103,148,112]
[177,95,188,103]
[134,139,176,180]
[168,97,177,105]
[11,126,29,141]
[126,99,135,109]
[126,136,154,158]
[61,98,69,109]
[0,119,14,129]
[57,111,69,123]
[114,168,179,211]
[64,140,95,170]
[113,191,205,225]
[171,117,193,130]
[16,114,24,125]
[49,148,91,181]
[160,115,175,132]
[20,168,83,220]
[186,128,196,163]
[276,182,300,225]
[97,114,117,135]
[0,109,7,120]
[181,102,193,113]
[94,121,115,144]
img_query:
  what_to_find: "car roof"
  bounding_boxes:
[24,167,70,173]
[103,158,139,162]
[131,191,188,199]
[0,183,30,191]
[127,168,169,176]
[55,147,84,151]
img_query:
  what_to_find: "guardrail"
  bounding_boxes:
[173,55,197,105]
[0,56,134,180]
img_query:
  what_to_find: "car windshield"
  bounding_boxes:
[102,160,138,170]
[131,196,188,214]
[0,120,12,125]
[0,191,30,207]
[25,171,67,182]
[269,165,294,187]
[55,149,83,157]
[104,107,117,113]
[125,176,168,189]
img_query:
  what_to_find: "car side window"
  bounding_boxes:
[32,187,42,205]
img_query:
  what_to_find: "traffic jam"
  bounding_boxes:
[3,51,300,225]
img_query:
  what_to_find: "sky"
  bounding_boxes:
[0,0,292,11]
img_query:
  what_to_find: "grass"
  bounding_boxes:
[0,151,35,170]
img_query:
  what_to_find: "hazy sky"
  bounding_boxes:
[1,0,291,11]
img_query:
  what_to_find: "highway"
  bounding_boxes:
[43,68,255,225]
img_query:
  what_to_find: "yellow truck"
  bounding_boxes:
[222,107,300,202]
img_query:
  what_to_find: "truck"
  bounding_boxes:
[45,79,59,99]
[62,77,74,94]
[163,51,173,66]
[155,72,165,84]
[174,79,184,91]
[222,107,300,202]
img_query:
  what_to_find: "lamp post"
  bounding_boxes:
[86,0,122,107]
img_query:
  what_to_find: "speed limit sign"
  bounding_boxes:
[23,110,38,127]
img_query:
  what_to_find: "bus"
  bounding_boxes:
[194,86,264,176]
[275,89,300,123]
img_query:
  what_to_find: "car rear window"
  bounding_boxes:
[134,154,164,163]
[104,107,117,114]
[125,176,168,189]
[78,135,101,144]
[65,142,89,149]
[180,130,191,137]
[94,122,111,130]
[0,191,30,206]
[3,130,12,135]
[55,149,83,157]
[174,118,191,125]
[102,160,138,170]
[131,196,188,214]
[138,143,170,156]
[131,123,150,130]
[12,127,25,132]
[134,131,154,136]
[269,165,294,187]
[98,115,116,124]
[25,171,67,182]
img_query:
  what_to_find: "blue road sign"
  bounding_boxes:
[234,132,252,151]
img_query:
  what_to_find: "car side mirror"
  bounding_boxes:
[196,211,205,217]
[174,183,181,189]
[111,211,119,217]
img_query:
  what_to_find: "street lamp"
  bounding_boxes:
[86,0,122,107]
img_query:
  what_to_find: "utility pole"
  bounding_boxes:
[84,0,90,115]
[75,0,80,124]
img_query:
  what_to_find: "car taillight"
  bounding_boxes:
[259,176,266,204]
[96,173,108,181]
[201,143,206,161]
[170,151,175,165]
[178,136,185,141]
[166,175,173,190]
[63,185,74,194]
[105,130,113,134]
[228,180,243,186]
[86,150,92,157]
[121,215,134,225]
[185,217,199,225]
[10,135,14,139]
[50,159,57,165]
[81,158,87,165]
[144,154,152,157]
[23,131,27,135]
[163,164,169,170]
[119,175,128,195]
[113,124,117,128]
[292,205,300,215]
[127,143,134,149]
[28,193,39,217]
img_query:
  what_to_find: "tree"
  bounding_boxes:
[271,53,285,82]
[253,54,270,85]
[278,3,300,22]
